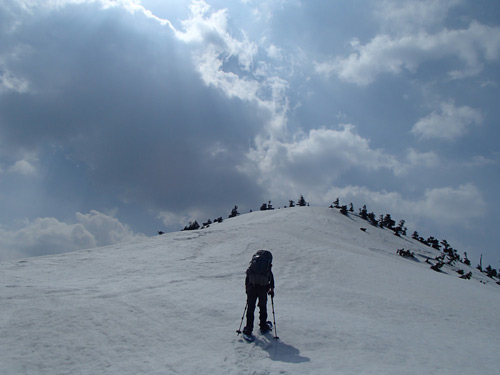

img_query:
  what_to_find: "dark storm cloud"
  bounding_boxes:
[0,2,266,215]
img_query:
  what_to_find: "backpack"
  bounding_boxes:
[247,250,272,286]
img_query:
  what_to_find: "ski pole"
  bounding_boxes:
[236,302,248,335]
[271,295,279,340]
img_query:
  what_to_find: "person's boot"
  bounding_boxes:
[260,322,272,334]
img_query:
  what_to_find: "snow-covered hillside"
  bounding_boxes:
[1,207,499,374]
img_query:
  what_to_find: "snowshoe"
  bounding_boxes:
[260,321,273,334]
[242,333,255,342]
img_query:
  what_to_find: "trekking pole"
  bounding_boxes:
[271,295,279,340]
[236,302,248,335]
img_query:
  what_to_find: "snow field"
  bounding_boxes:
[1,207,499,374]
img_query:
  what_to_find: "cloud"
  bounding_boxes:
[406,148,439,168]
[418,183,486,223]
[0,0,270,216]
[465,155,497,167]
[7,159,37,175]
[375,0,463,33]
[315,21,500,85]
[242,125,404,198]
[411,101,483,140]
[0,0,497,263]
[174,0,289,135]
[0,68,30,94]
[75,210,145,245]
[175,0,228,43]
[0,210,145,261]
[323,182,486,227]
[266,44,282,60]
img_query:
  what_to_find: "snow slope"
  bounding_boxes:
[1,207,499,374]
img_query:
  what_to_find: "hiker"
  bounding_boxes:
[243,250,275,336]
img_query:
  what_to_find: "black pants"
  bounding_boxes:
[244,285,268,333]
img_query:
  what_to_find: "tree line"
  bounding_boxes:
[169,194,499,284]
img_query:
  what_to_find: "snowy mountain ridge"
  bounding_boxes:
[1,207,499,374]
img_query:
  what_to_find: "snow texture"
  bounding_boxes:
[1,207,499,374]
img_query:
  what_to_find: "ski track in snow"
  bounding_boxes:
[1,207,499,374]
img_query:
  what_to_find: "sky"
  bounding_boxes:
[0,0,499,265]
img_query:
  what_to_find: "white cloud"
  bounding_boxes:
[242,125,404,198]
[157,210,184,228]
[173,0,289,135]
[0,68,30,94]
[316,21,500,85]
[321,182,485,228]
[8,159,37,175]
[406,148,439,168]
[157,207,210,230]
[175,0,258,73]
[0,210,145,261]
[376,0,463,33]
[75,210,144,245]
[175,0,227,43]
[465,155,497,167]
[194,45,260,100]
[418,183,486,223]
[266,44,282,60]
[412,101,483,140]
[283,125,400,172]
[321,185,407,216]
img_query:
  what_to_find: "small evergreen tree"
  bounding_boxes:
[228,205,239,218]
[395,220,407,236]
[463,252,471,266]
[333,198,340,208]
[298,195,307,207]
[431,261,444,272]
[367,212,378,226]
[441,239,451,252]
[183,220,200,231]
[382,214,395,229]
[359,205,368,220]
[460,271,472,280]
[485,265,498,279]
[427,237,440,250]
